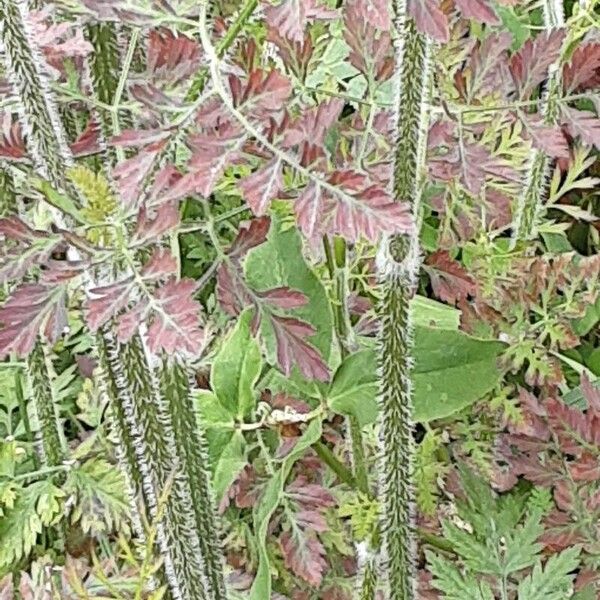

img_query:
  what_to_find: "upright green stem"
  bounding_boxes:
[0,0,73,183]
[86,22,120,165]
[0,0,71,481]
[158,358,227,599]
[510,0,565,247]
[324,235,370,495]
[27,341,65,468]
[0,166,18,216]
[359,553,378,600]
[101,331,211,600]
[376,1,433,598]
[14,360,39,469]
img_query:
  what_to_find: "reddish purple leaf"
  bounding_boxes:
[264,0,337,41]
[347,0,391,31]
[0,283,68,357]
[283,99,344,148]
[581,373,600,415]
[295,171,412,242]
[256,287,307,309]
[455,0,499,24]
[86,279,134,332]
[216,263,253,317]
[147,28,202,86]
[524,117,570,158]
[462,141,518,194]
[141,248,179,280]
[0,217,61,284]
[263,0,308,42]
[110,128,171,148]
[129,83,181,111]
[561,107,600,149]
[424,251,476,305]
[280,531,327,588]
[239,158,283,216]
[142,278,205,355]
[227,217,271,261]
[70,119,101,157]
[343,1,393,77]
[510,29,566,99]
[271,315,330,381]
[465,32,513,99]
[230,69,292,116]
[133,201,180,244]
[113,145,165,208]
[0,114,25,160]
[175,124,245,198]
[562,43,600,93]
[408,0,450,43]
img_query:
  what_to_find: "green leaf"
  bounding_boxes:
[501,510,545,575]
[573,586,597,600]
[249,419,322,600]
[328,329,504,424]
[426,551,495,600]
[411,295,460,330]
[572,296,600,337]
[0,479,64,569]
[64,458,128,535]
[412,328,505,421]
[212,431,247,503]
[195,391,236,466]
[31,177,85,224]
[496,6,530,50]
[328,350,378,426]
[516,546,581,600]
[211,309,262,419]
[563,377,600,410]
[244,216,334,363]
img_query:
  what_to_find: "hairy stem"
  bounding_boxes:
[510,0,565,247]
[375,1,433,598]
[324,235,370,495]
[359,553,378,600]
[158,357,227,599]
[0,165,18,216]
[0,0,73,183]
[101,331,210,600]
[27,341,64,468]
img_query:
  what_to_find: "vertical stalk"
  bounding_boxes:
[27,341,65,468]
[324,236,370,495]
[359,553,378,600]
[0,166,18,216]
[375,1,433,598]
[158,357,227,599]
[0,0,74,182]
[102,331,210,600]
[0,0,70,480]
[86,22,120,165]
[13,366,39,469]
[95,330,147,544]
[510,0,565,247]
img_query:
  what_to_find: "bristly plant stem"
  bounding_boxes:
[376,0,433,598]
[0,0,73,182]
[510,0,565,248]
[359,553,378,600]
[27,341,65,469]
[0,0,71,480]
[101,331,211,600]
[158,358,227,598]
[323,235,370,496]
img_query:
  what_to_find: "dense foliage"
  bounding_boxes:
[0,0,599,598]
